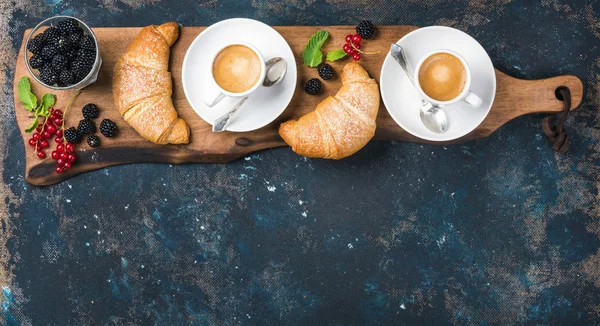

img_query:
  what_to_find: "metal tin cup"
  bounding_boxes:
[24,15,102,91]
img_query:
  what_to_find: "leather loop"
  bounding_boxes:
[542,86,571,154]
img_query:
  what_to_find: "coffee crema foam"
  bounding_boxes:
[418,53,467,101]
[213,45,262,93]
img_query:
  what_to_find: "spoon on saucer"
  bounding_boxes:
[212,57,287,133]
[390,44,448,134]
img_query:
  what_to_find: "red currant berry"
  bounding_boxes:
[343,44,352,54]
[28,138,37,146]
[352,53,361,61]
[57,145,65,153]
[353,43,361,50]
[54,136,63,143]
[32,132,41,140]
[65,143,74,153]
[36,126,42,133]
[345,34,353,43]
[63,162,72,169]
[53,118,62,126]
[39,140,49,148]
[56,129,63,137]
[37,151,46,159]
[51,151,59,160]
[46,124,56,134]
[67,154,76,163]
[42,131,52,139]
[57,158,65,166]
[54,109,62,116]
[352,34,362,43]
[59,152,68,160]
[55,166,63,174]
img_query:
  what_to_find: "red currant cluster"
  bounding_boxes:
[28,108,63,159]
[343,34,363,61]
[27,108,76,174]
[51,143,76,174]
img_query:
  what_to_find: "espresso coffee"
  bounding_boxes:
[418,53,467,101]
[212,45,262,94]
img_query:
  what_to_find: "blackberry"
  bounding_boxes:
[79,35,96,51]
[59,69,74,86]
[99,119,118,137]
[304,78,322,95]
[62,47,77,60]
[82,103,99,119]
[356,20,376,40]
[71,57,93,81]
[40,62,52,73]
[40,45,58,60]
[73,70,90,84]
[39,67,58,85]
[42,27,61,43]
[51,54,68,71]
[57,18,80,34]
[27,37,44,54]
[66,31,83,47]
[77,118,96,134]
[64,127,81,143]
[317,64,334,80]
[33,33,45,44]
[76,49,96,65]
[53,35,70,51]
[86,135,100,148]
[29,55,45,69]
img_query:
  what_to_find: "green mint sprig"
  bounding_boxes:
[302,30,329,68]
[18,77,56,132]
[17,76,37,112]
[326,49,347,62]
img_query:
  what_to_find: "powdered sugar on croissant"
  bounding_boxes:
[279,62,380,159]
[113,22,189,145]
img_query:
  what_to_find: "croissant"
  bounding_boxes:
[279,62,380,159]
[113,22,189,144]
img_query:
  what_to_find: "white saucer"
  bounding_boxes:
[380,26,496,141]
[182,18,297,132]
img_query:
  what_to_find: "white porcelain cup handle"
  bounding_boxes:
[463,91,483,108]
[204,90,226,108]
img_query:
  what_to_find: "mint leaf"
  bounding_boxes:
[17,77,37,112]
[326,49,347,62]
[38,93,56,117]
[17,77,55,133]
[302,30,329,68]
[24,117,39,133]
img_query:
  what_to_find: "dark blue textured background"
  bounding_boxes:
[1,0,599,325]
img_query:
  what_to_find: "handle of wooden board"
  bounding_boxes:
[496,73,583,152]
[495,72,583,117]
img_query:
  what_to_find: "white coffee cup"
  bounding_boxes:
[414,49,482,108]
[204,42,266,107]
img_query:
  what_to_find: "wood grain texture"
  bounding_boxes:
[13,26,583,186]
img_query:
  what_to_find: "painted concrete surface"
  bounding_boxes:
[1,0,600,324]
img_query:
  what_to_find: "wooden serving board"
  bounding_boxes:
[14,26,583,186]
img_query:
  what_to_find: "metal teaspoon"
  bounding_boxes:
[390,44,448,134]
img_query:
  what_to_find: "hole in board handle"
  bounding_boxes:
[555,86,569,101]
